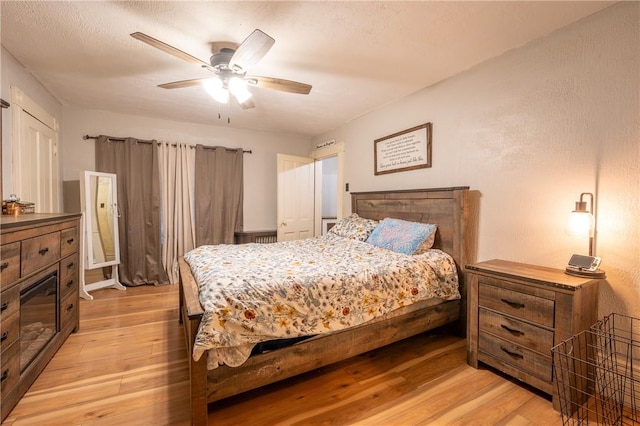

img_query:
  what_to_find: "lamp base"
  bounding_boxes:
[564,267,606,279]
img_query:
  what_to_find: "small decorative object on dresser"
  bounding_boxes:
[466,259,600,408]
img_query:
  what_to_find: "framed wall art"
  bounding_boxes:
[374,122,432,175]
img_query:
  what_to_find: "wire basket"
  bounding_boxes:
[552,313,640,425]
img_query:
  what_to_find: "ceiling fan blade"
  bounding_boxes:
[246,76,312,95]
[158,78,211,89]
[239,99,255,110]
[131,32,210,68]
[228,29,275,72]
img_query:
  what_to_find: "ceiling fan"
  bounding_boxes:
[131,29,312,109]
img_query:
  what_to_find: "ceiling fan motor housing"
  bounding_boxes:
[210,48,236,71]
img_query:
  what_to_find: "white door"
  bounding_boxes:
[16,112,60,212]
[277,154,315,241]
[11,86,60,213]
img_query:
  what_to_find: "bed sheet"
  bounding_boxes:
[183,234,459,369]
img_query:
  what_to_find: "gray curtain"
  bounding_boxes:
[95,136,169,286]
[195,145,243,246]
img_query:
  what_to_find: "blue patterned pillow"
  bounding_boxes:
[328,213,379,241]
[366,218,437,255]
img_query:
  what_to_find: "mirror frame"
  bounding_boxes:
[81,170,120,269]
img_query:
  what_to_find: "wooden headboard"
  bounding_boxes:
[352,187,478,332]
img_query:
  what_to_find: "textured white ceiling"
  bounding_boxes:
[1,1,614,137]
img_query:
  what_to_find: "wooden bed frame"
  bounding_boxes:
[179,186,478,425]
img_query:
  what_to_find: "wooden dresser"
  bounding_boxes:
[466,259,599,404]
[0,213,81,422]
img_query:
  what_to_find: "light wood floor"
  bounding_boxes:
[3,284,562,425]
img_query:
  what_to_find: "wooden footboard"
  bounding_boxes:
[205,299,459,401]
[179,187,478,426]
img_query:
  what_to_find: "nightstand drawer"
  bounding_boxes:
[479,280,555,328]
[479,307,554,354]
[479,332,552,382]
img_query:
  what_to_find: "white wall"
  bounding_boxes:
[312,3,640,318]
[2,49,310,230]
[62,107,311,230]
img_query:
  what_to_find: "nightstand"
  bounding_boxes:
[466,259,599,403]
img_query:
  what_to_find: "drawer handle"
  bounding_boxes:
[500,346,524,360]
[501,324,525,337]
[66,303,74,312]
[501,298,525,309]
[0,302,7,312]
[1,369,8,383]
[67,262,75,269]
[0,331,8,342]
[39,247,50,256]
[66,279,74,288]
[0,261,8,271]
[66,238,75,244]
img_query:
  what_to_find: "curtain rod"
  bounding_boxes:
[83,134,252,154]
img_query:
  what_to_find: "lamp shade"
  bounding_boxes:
[567,210,594,237]
[567,192,596,256]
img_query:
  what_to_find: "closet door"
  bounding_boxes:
[11,87,60,213]
[18,113,59,212]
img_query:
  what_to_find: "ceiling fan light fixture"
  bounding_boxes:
[132,29,311,110]
[229,76,253,104]
[203,77,229,104]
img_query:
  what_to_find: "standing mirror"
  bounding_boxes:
[79,171,126,299]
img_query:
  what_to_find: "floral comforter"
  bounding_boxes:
[183,234,460,369]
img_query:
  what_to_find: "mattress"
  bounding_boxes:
[184,233,460,369]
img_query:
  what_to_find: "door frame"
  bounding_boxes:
[310,142,344,237]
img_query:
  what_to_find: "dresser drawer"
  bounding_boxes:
[478,332,552,383]
[0,341,20,396]
[60,270,78,300]
[60,253,79,283]
[0,285,20,321]
[0,242,21,290]
[60,226,79,258]
[0,285,20,357]
[60,289,78,329]
[21,232,61,277]
[479,280,555,328]
[0,312,19,353]
[479,307,554,354]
